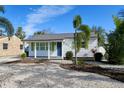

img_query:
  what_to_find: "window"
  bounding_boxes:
[3,43,8,49]
[36,42,39,50]
[50,42,56,51]
[20,44,23,50]
[31,42,48,51]
[39,42,46,50]
[31,42,34,51]
[45,43,48,50]
[82,42,85,48]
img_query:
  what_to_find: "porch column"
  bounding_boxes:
[61,41,63,59]
[34,42,37,58]
[48,42,50,59]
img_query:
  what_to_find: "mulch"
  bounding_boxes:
[3,58,49,64]
[60,63,124,82]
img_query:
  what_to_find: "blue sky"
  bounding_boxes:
[2,5,124,36]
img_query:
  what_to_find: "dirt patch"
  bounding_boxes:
[60,63,124,82]
[3,58,49,64]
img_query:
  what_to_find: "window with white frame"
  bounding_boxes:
[40,42,46,50]
[36,42,39,50]
[31,42,48,51]
[45,43,48,50]
[31,42,34,51]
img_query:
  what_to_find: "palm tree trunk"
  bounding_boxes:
[74,29,77,64]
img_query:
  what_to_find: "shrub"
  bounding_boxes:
[66,51,73,60]
[20,52,27,60]
[76,60,84,65]
[94,53,103,62]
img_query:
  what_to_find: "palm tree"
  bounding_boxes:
[73,15,91,64]
[92,26,105,47]
[79,25,91,48]
[73,15,82,64]
[15,27,25,40]
[0,5,4,13]
[107,14,124,64]
[0,6,14,38]
[0,16,14,37]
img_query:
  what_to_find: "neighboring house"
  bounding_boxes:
[24,32,98,59]
[0,35,23,57]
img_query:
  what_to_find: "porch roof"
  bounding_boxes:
[24,33,74,41]
[24,32,96,41]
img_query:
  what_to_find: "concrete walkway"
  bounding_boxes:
[49,60,73,64]
[86,61,124,69]
[0,56,21,64]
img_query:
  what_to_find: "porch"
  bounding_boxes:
[25,40,63,59]
[29,56,63,60]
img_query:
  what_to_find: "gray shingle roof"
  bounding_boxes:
[24,32,96,41]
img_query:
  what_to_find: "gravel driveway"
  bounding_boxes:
[0,62,123,88]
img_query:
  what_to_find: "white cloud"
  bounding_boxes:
[24,5,74,36]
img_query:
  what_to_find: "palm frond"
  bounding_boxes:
[79,25,91,48]
[73,15,82,29]
[0,5,5,13]
[112,16,122,28]
[0,16,14,37]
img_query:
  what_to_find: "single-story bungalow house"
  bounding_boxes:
[24,32,98,59]
[0,35,23,57]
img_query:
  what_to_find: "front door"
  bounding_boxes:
[57,42,62,56]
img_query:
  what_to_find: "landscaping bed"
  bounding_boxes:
[3,58,48,64]
[60,63,124,82]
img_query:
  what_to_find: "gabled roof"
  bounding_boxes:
[24,32,96,41]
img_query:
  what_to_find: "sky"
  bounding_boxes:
[2,5,124,36]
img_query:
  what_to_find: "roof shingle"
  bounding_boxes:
[24,32,96,41]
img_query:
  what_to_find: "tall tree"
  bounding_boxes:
[112,16,122,28]
[107,10,124,64]
[34,29,52,35]
[107,17,124,64]
[15,27,26,40]
[34,31,46,35]
[0,6,14,38]
[73,15,91,64]
[92,26,106,47]
[0,5,4,13]
[73,15,81,64]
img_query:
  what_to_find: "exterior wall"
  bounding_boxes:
[28,37,98,58]
[62,39,73,57]
[77,38,98,57]
[62,38,98,57]
[0,36,23,57]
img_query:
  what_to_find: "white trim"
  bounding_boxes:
[34,42,37,58]
[48,42,50,59]
[61,41,63,59]
[22,41,25,53]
